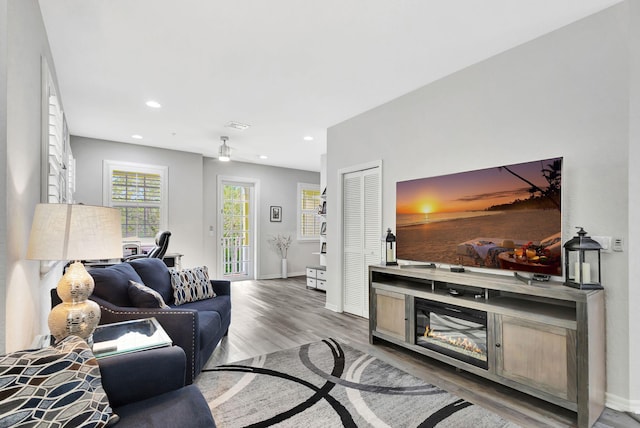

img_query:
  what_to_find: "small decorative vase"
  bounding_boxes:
[281,259,288,279]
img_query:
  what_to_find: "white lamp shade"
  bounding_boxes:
[27,204,123,261]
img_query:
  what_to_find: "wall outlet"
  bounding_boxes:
[30,334,50,348]
[612,237,624,252]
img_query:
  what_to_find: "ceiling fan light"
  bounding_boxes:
[219,136,231,162]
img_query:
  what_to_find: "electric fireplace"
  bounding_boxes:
[415,298,488,369]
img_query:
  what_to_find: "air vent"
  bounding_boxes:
[225,121,251,131]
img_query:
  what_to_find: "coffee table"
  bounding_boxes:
[92,317,172,359]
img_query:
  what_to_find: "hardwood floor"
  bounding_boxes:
[206,277,638,428]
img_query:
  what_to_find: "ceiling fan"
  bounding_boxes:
[218,136,231,162]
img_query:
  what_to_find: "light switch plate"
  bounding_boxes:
[612,237,624,252]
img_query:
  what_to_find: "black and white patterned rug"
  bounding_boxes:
[197,339,521,427]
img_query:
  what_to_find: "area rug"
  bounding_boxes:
[197,338,520,427]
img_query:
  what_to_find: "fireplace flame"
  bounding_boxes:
[424,326,485,357]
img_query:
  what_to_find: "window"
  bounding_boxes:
[103,161,168,239]
[297,183,321,240]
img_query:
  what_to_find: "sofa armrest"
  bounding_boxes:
[98,346,186,407]
[91,295,201,384]
[210,279,231,296]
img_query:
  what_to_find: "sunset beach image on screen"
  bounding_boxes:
[395,157,562,276]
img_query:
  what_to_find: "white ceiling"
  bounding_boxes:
[38,0,621,172]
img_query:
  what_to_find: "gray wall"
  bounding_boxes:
[71,136,206,267]
[2,0,62,352]
[71,137,320,280]
[203,158,320,279]
[326,3,636,410]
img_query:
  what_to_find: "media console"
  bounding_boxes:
[369,264,605,428]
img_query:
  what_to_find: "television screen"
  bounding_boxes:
[396,157,562,276]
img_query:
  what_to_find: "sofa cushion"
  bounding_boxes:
[113,385,215,428]
[169,266,216,305]
[176,295,231,318]
[90,263,143,307]
[0,335,114,427]
[128,258,173,304]
[128,280,170,309]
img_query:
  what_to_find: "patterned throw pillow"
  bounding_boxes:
[128,280,171,309]
[169,266,216,305]
[0,335,114,428]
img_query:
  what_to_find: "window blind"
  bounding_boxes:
[111,170,162,238]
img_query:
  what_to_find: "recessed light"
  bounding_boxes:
[145,100,162,108]
[131,134,143,140]
[259,155,268,159]
[303,136,314,141]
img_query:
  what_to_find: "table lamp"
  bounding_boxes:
[27,204,123,343]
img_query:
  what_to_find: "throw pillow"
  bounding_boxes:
[128,280,170,309]
[169,266,216,305]
[0,335,114,428]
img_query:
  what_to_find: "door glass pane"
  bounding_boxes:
[222,184,253,279]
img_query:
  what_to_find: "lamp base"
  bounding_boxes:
[48,300,101,343]
[48,261,101,343]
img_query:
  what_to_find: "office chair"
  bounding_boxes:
[124,231,171,261]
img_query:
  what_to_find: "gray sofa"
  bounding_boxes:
[88,258,231,384]
[99,346,216,427]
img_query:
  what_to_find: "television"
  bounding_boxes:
[396,157,562,276]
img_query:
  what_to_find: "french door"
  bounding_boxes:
[342,166,381,318]
[218,178,256,281]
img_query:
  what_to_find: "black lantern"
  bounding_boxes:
[563,227,602,289]
[382,228,398,266]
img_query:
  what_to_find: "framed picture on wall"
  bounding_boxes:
[321,242,327,253]
[320,222,326,235]
[270,206,282,222]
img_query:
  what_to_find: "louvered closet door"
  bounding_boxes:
[343,167,381,318]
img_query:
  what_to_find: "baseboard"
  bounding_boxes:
[259,271,306,280]
[606,392,640,413]
[325,302,340,312]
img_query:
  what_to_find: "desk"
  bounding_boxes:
[163,253,183,269]
[92,318,172,359]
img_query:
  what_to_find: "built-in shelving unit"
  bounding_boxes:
[318,187,326,266]
[369,264,605,428]
[307,187,327,291]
